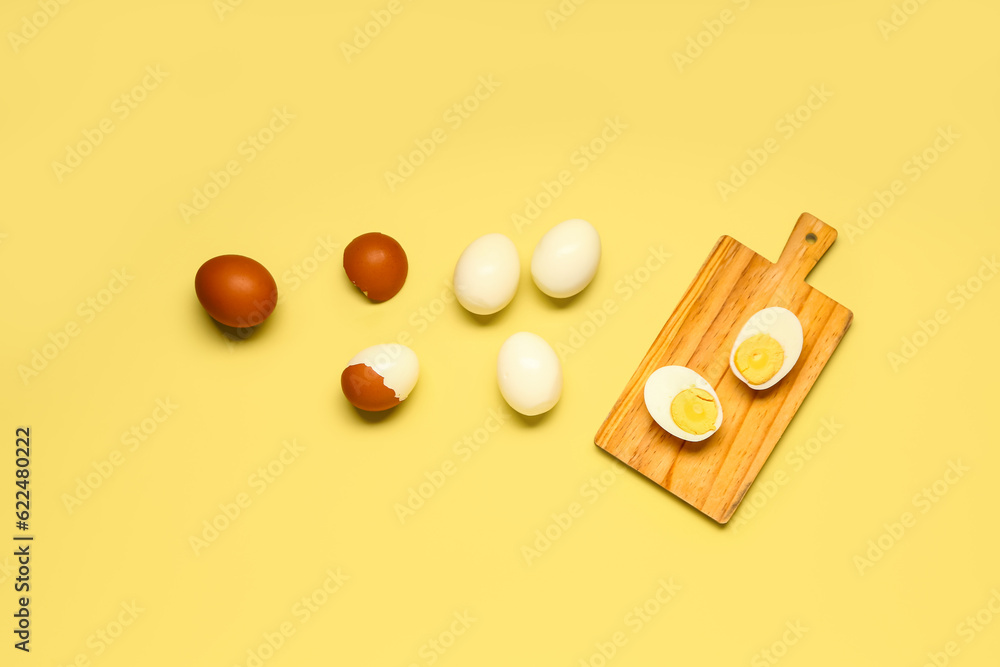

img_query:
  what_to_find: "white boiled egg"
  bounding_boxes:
[644,366,723,442]
[729,306,803,390]
[497,332,562,416]
[531,218,601,298]
[454,233,520,315]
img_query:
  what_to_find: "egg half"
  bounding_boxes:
[644,366,723,442]
[729,306,803,390]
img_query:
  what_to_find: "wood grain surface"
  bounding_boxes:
[595,213,853,524]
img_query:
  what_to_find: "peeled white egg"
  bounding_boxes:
[454,233,520,315]
[644,366,723,442]
[729,306,803,390]
[531,218,601,298]
[497,332,562,416]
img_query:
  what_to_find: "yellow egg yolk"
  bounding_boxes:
[669,388,719,435]
[735,333,785,385]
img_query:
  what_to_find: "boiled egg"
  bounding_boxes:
[644,366,723,442]
[454,233,520,315]
[343,232,408,302]
[531,218,601,299]
[195,254,278,328]
[729,306,803,390]
[497,332,562,416]
[341,343,419,411]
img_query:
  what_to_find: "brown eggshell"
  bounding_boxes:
[343,232,408,302]
[195,254,278,328]
[341,363,400,411]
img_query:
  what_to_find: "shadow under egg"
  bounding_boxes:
[460,304,512,326]
[204,311,272,343]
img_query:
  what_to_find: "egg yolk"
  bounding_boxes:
[735,334,785,385]
[669,388,719,435]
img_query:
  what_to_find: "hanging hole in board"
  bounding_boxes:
[805,233,817,244]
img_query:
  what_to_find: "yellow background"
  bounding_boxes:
[3,0,1000,664]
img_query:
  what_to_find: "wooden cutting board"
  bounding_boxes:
[595,212,853,524]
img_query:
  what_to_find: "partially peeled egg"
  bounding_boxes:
[729,306,803,390]
[644,366,723,442]
[341,343,419,411]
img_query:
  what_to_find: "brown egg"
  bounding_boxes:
[341,364,400,412]
[195,254,278,328]
[343,232,408,302]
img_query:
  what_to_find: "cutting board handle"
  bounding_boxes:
[776,212,838,284]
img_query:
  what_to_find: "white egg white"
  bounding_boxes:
[728,306,803,390]
[643,366,723,442]
[453,233,521,315]
[496,332,562,416]
[348,343,419,399]
[530,218,602,299]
